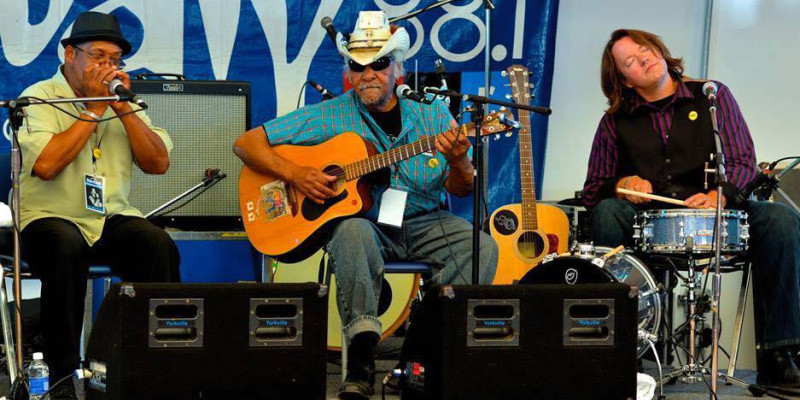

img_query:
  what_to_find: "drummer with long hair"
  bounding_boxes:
[582,28,800,388]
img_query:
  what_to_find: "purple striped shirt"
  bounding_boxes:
[582,79,757,208]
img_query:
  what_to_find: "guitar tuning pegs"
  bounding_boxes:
[501,70,508,77]
[505,94,512,100]
[505,132,513,137]
[494,133,500,140]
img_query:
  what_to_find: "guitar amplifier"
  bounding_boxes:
[400,284,638,400]
[84,282,327,400]
[128,80,251,230]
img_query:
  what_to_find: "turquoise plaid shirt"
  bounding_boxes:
[263,89,455,217]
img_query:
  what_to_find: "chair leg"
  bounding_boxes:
[341,331,348,383]
[727,263,752,378]
[261,254,271,284]
[0,269,18,383]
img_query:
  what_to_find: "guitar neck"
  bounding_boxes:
[518,108,539,231]
[343,124,470,180]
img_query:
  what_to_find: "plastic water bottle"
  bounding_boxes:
[27,352,49,400]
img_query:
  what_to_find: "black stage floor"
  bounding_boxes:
[0,345,795,399]
[0,365,788,399]
[0,363,782,400]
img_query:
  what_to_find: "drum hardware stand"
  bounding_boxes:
[659,238,714,385]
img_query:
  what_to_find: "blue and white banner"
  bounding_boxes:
[0,0,559,214]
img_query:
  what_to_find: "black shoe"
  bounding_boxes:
[757,348,800,388]
[339,332,379,399]
[337,379,374,400]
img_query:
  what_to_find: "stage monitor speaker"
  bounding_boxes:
[400,283,638,400]
[85,282,327,400]
[128,80,251,230]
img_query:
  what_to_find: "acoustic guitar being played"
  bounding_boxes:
[239,110,515,262]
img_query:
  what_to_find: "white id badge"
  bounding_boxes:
[84,174,105,214]
[377,188,407,228]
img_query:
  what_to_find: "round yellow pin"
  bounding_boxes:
[689,111,698,121]
[93,148,102,160]
[428,158,439,168]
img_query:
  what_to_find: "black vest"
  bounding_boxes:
[614,81,714,202]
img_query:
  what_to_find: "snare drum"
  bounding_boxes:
[519,245,661,357]
[634,209,749,255]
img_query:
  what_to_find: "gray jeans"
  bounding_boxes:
[326,211,498,343]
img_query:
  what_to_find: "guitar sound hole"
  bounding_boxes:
[518,231,545,259]
[323,164,345,192]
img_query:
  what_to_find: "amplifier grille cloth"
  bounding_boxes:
[129,93,246,216]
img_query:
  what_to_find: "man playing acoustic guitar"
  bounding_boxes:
[234,11,497,399]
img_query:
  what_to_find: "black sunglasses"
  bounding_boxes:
[348,57,392,73]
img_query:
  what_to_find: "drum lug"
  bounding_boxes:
[628,286,639,299]
[632,223,641,239]
[575,243,597,258]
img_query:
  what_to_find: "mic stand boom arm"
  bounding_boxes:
[754,157,800,213]
[145,174,227,219]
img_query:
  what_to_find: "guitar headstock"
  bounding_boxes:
[505,65,531,106]
[474,109,515,138]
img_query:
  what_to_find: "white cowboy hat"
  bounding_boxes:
[336,11,410,66]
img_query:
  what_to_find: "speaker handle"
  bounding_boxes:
[134,73,186,81]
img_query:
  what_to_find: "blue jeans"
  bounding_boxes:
[326,211,498,342]
[591,198,800,350]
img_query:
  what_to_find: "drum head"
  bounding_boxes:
[518,257,616,285]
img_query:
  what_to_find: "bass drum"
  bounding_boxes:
[519,246,661,357]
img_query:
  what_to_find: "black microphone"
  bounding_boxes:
[743,163,778,200]
[320,17,338,44]
[396,84,430,104]
[702,81,718,102]
[434,59,450,106]
[108,79,148,109]
[307,80,336,100]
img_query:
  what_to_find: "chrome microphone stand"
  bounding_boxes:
[706,86,726,399]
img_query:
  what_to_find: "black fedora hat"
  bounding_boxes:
[61,11,132,55]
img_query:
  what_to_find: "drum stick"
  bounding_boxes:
[616,188,687,206]
[600,245,625,261]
